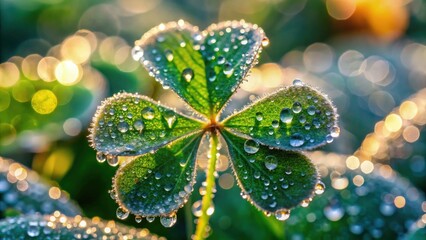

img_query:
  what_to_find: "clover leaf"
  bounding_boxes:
[89,20,339,238]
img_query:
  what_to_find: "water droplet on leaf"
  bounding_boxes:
[265,155,277,171]
[292,79,303,86]
[131,46,144,61]
[96,152,106,163]
[256,112,263,121]
[160,213,177,228]
[244,139,259,154]
[314,181,325,195]
[142,107,155,120]
[292,102,302,113]
[182,68,194,82]
[280,108,293,124]
[290,133,305,147]
[133,119,144,132]
[116,207,129,220]
[163,111,176,128]
[117,121,129,133]
[165,49,174,62]
[223,63,234,77]
[261,37,270,47]
[107,155,119,167]
[275,209,290,221]
[330,126,340,138]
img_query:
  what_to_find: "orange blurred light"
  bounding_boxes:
[61,36,91,64]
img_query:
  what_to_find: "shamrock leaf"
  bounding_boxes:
[133,20,267,117]
[221,130,319,217]
[89,20,339,236]
[223,82,339,150]
[89,92,203,163]
[0,213,163,239]
[112,133,202,225]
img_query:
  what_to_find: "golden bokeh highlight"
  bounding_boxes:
[360,160,374,174]
[394,195,406,208]
[61,36,92,64]
[384,113,402,132]
[22,54,42,80]
[346,155,360,170]
[218,173,235,190]
[55,60,81,86]
[49,186,62,200]
[0,62,20,87]
[326,0,357,20]
[353,175,364,187]
[31,89,58,114]
[399,101,418,120]
[402,125,420,143]
[331,177,349,190]
[38,57,60,82]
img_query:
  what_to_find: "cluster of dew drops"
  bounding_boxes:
[131,21,270,90]
[247,79,340,149]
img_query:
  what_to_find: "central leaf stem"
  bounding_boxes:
[194,129,219,240]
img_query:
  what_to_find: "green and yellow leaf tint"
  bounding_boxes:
[89,20,339,234]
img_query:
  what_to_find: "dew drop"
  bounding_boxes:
[135,215,143,223]
[265,155,277,171]
[292,79,303,86]
[326,134,334,143]
[165,49,174,62]
[96,152,106,163]
[223,63,234,77]
[298,115,306,124]
[261,37,269,47]
[133,119,145,132]
[163,111,176,128]
[207,69,217,82]
[280,108,293,124]
[314,181,325,195]
[275,209,290,221]
[290,133,305,147]
[271,120,280,129]
[300,199,310,207]
[217,56,225,65]
[142,107,155,120]
[107,155,119,167]
[131,46,144,61]
[330,126,340,138]
[192,200,202,217]
[292,102,302,113]
[256,112,263,121]
[146,216,155,223]
[207,37,217,45]
[116,207,129,220]
[156,35,165,43]
[240,38,248,45]
[182,68,194,82]
[244,139,259,154]
[117,121,129,133]
[27,223,40,237]
[160,213,177,228]
[307,106,316,115]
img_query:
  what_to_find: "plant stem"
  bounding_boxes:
[194,130,219,240]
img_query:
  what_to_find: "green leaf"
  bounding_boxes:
[113,133,202,217]
[0,157,81,218]
[221,130,319,215]
[133,20,266,117]
[223,84,339,150]
[89,92,203,158]
[0,213,162,239]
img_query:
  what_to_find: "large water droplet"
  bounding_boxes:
[307,106,316,116]
[135,215,143,223]
[160,213,177,228]
[96,152,106,163]
[116,207,129,220]
[165,49,174,62]
[324,204,345,221]
[326,134,333,143]
[132,46,144,61]
[27,223,40,237]
[223,63,234,77]
[292,79,303,86]
[280,108,293,124]
[107,155,119,167]
[314,181,325,195]
[290,133,305,147]
[300,199,310,207]
[146,216,155,223]
[142,107,155,120]
[275,209,290,221]
[208,69,217,82]
[217,56,225,65]
[265,155,277,171]
[117,121,129,133]
[244,139,259,154]
[182,68,194,82]
[163,111,176,128]
[261,37,270,47]
[292,102,302,113]
[330,126,340,138]
[133,119,145,132]
[192,200,202,217]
